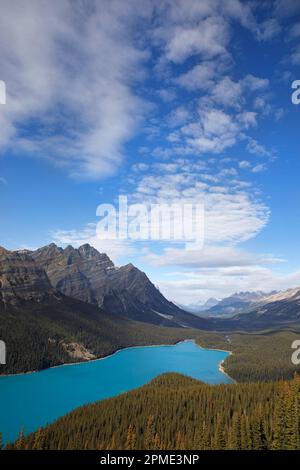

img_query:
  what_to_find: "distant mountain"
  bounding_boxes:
[227,287,300,330]
[203,291,277,317]
[30,243,211,329]
[181,298,220,315]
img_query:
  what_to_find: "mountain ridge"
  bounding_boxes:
[29,243,211,329]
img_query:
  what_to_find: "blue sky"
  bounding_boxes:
[1,0,300,304]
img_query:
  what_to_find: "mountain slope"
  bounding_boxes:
[30,243,211,329]
[0,246,202,374]
[205,291,272,317]
[0,246,54,304]
[0,295,197,375]
[228,287,300,330]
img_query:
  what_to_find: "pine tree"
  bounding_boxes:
[213,415,225,449]
[228,413,241,450]
[125,424,136,450]
[272,382,286,449]
[251,413,268,450]
[108,433,117,450]
[153,432,163,450]
[15,429,26,450]
[175,431,186,450]
[283,377,300,449]
[33,427,46,450]
[144,416,155,449]
[240,414,251,450]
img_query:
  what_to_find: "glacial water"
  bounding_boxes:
[0,340,232,444]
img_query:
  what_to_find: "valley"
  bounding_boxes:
[1,242,300,450]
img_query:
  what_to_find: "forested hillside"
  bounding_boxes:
[0,297,195,375]
[7,373,300,450]
[195,330,300,382]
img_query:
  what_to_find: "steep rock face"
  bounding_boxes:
[31,243,211,328]
[0,247,53,304]
[100,263,184,323]
[32,243,114,305]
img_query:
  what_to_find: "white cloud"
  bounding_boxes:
[252,163,266,173]
[289,22,300,39]
[157,16,229,64]
[166,106,190,128]
[52,223,136,264]
[274,0,300,18]
[157,88,177,102]
[131,160,270,245]
[291,45,300,65]
[246,138,274,158]
[210,77,243,108]
[257,18,281,41]
[0,0,277,182]
[242,74,269,91]
[175,62,218,91]
[180,107,254,155]
[0,0,150,180]
[145,245,281,269]
[209,74,269,109]
[158,264,300,304]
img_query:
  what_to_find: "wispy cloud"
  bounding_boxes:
[0,0,150,179]
[0,0,282,180]
[52,223,137,263]
[129,158,270,245]
[159,265,300,305]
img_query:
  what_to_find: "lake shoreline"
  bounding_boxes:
[0,338,234,382]
[0,339,189,378]
[218,353,235,383]
[195,342,235,383]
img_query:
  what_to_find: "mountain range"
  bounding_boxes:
[2,242,300,374]
[29,243,210,329]
[188,291,278,318]
[226,287,300,330]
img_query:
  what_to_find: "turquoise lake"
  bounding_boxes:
[0,340,232,444]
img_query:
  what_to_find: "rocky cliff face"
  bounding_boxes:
[30,243,210,328]
[28,244,118,307]
[32,243,114,305]
[0,247,54,304]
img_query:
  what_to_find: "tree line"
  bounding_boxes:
[5,372,300,450]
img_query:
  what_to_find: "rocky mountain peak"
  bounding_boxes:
[77,243,112,263]
[0,246,10,256]
[0,249,53,304]
[33,243,63,260]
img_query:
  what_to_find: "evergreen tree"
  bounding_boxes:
[125,424,136,450]
[15,429,26,450]
[213,415,225,449]
[228,413,241,450]
[144,415,155,449]
[33,427,46,450]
